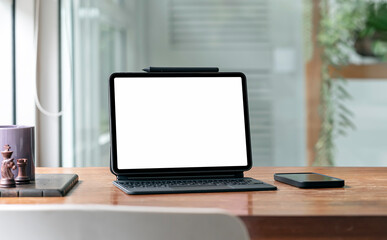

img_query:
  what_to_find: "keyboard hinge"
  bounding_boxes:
[116,171,244,181]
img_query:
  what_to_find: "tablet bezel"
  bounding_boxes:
[109,72,252,176]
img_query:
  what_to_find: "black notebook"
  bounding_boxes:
[109,72,277,194]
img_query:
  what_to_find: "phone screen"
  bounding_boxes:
[278,173,340,182]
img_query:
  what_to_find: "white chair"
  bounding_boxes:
[0,205,250,240]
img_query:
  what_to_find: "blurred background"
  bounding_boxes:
[1,0,387,167]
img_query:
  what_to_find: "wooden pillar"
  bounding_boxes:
[305,0,322,166]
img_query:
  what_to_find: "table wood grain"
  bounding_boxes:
[2,167,387,239]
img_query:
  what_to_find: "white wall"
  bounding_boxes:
[0,0,13,124]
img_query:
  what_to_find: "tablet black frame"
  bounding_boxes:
[109,72,252,177]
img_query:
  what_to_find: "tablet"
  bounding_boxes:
[109,72,252,176]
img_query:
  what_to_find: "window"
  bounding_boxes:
[61,0,132,166]
[336,80,387,166]
[61,0,306,167]
[57,0,387,167]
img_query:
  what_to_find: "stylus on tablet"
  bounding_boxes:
[142,67,219,72]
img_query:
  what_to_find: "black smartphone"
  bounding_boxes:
[274,172,345,188]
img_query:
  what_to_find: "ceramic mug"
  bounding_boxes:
[0,126,35,180]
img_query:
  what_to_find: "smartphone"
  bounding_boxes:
[274,172,345,188]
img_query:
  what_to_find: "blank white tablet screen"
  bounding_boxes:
[114,77,248,169]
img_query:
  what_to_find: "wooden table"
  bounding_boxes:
[2,167,387,239]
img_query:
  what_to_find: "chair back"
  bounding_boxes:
[0,205,250,240]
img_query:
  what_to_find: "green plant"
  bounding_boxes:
[315,0,387,166]
[358,3,387,58]
[315,0,365,166]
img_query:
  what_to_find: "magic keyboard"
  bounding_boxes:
[113,177,277,194]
